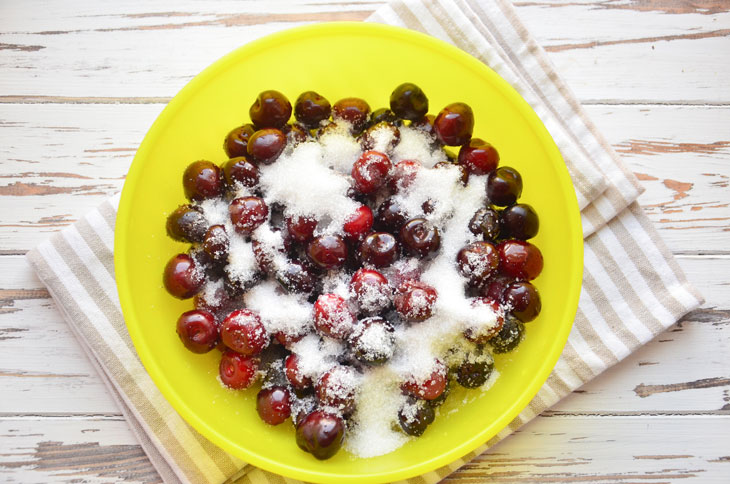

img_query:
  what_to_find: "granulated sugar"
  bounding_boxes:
[244,280,313,337]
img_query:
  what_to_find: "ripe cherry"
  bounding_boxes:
[276,261,316,295]
[390,82,429,121]
[410,114,437,141]
[501,203,539,240]
[222,156,259,188]
[313,293,355,340]
[394,280,437,322]
[351,150,392,194]
[498,240,543,280]
[389,159,421,191]
[219,349,259,389]
[249,90,292,129]
[166,205,207,243]
[316,365,358,414]
[247,128,287,164]
[307,235,348,270]
[434,103,474,146]
[487,166,523,206]
[203,224,229,263]
[455,353,494,388]
[348,317,396,365]
[342,205,374,243]
[398,398,435,436]
[504,281,541,322]
[220,309,269,356]
[458,138,499,175]
[183,160,223,201]
[194,283,232,316]
[163,253,204,299]
[400,218,440,257]
[360,122,400,153]
[456,241,499,286]
[401,361,448,400]
[332,97,371,134]
[360,232,399,268]
[285,354,312,390]
[469,207,501,241]
[223,123,256,158]
[257,386,292,425]
[463,297,505,344]
[350,268,392,315]
[489,314,525,353]
[375,198,408,233]
[294,91,331,128]
[176,309,219,353]
[229,196,268,234]
[286,215,317,243]
[370,107,399,125]
[296,410,345,460]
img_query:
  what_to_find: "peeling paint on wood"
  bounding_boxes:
[634,377,730,398]
[545,28,730,52]
[616,140,730,156]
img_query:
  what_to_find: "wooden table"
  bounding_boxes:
[1,1,728,482]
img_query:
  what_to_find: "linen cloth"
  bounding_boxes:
[26,0,704,483]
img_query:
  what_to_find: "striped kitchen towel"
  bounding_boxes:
[26,0,703,483]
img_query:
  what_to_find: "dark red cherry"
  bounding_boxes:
[398,398,435,436]
[360,122,400,153]
[456,241,499,286]
[222,156,259,188]
[296,411,345,460]
[487,166,523,206]
[163,253,204,299]
[203,225,229,263]
[183,160,223,201]
[276,261,316,295]
[410,114,437,140]
[247,128,287,164]
[504,281,541,322]
[400,218,440,257]
[285,354,312,390]
[249,90,292,129]
[401,361,448,400]
[434,103,474,146]
[257,386,292,425]
[463,297,505,344]
[351,150,392,194]
[176,309,219,353]
[458,138,499,175]
[348,316,396,365]
[223,123,256,158]
[229,196,268,234]
[498,240,543,280]
[194,283,232,315]
[313,293,356,339]
[284,123,309,145]
[286,215,317,243]
[501,203,539,240]
[455,353,494,388]
[390,82,429,121]
[166,205,207,243]
[469,207,501,241]
[332,97,371,134]
[274,330,305,349]
[307,235,348,270]
[350,268,392,315]
[389,159,421,191]
[220,309,269,356]
[375,198,408,233]
[370,107,399,125]
[489,314,525,353]
[394,280,437,322]
[316,366,357,414]
[219,349,259,389]
[294,91,331,128]
[360,232,399,268]
[479,274,512,303]
[342,205,374,243]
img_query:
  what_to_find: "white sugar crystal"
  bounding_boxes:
[225,233,257,285]
[319,123,363,174]
[391,126,448,168]
[198,198,229,227]
[244,280,312,337]
[200,279,224,307]
[251,223,288,272]
[290,334,343,382]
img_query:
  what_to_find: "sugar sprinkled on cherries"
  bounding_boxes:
[163,253,204,299]
[229,196,269,234]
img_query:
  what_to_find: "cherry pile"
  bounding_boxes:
[164,83,543,460]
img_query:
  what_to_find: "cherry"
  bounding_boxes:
[455,353,494,388]
[163,253,204,299]
[458,138,499,175]
[469,207,501,241]
[410,114,437,140]
[220,309,269,356]
[284,123,309,145]
[350,268,392,315]
[360,232,399,268]
[504,281,541,322]
[398,398,435,436]
[247,128,287,164]
[223,123,256,158]
[348,316,395,365]
[222,156,259,188]
[479,274,511,303]
[219,349,259,389]
[294,91,331,128]
[194,283,232,316]
[203,224,229,263]
[316,365,358,414]
[276,261,316,295]
[249,90,292,129]
[501,203,539,240]
[307,235,348,270]
[251,231,288,275]
[390,82,429,121]
[487,166,523,206]
[369,107,399,125]
[285,354,312,390]
[434,103,474,146]
[342,205,374,243]
[229,196,268,234]
[274,330,305,349]
[313,293,355,340]
[166,205,207,243]
[456,241,499,286]
[360,122,400,153]
[183,160,223,201]
[400,218,440,257]
[291,396,318,427]
[351,150,392,194]
[257,386,292,425]
[375,198,408,233]
[489,314,525,353]
[389,159,421,191]
[498,240,543,280]
[394,280,437,322]
[176,309,219,353]
[401,360,448,400]
[332,97,371,134]
[286,215,317,243]
[463,297,505,344]
[296,410,345,460]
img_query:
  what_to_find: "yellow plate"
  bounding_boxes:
[116,22,583,484]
